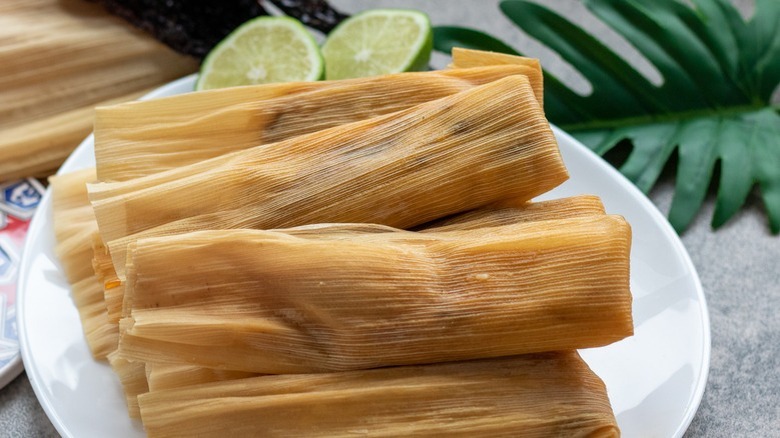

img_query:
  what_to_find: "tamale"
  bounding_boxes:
[114,196,603,323]
[103,196,603,324]
[450,47,544,102]
[0,0,197,179]
[50,168,120,359]
[451,47,541,70]
[91,233,124,325]
[93,64,543,182]
[90,76,568,278]
[107,350,148,418]
[138,352,619,438]
[118,215,631,374]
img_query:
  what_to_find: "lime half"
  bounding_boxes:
[322,9,432,80]
[196,16,324,91]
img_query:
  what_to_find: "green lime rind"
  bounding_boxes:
[196,16,324,91]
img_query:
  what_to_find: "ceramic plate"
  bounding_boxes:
[18,75,710,438]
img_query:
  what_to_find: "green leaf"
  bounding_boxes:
[432,27,520,55]
[432,0,780,234]
[749,109,780,234]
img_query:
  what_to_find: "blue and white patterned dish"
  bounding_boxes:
[0,177,44,390]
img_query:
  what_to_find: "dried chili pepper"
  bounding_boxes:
[268,0,348,33]
[87,0,347,59]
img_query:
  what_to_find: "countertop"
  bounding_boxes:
[1,0,777,436]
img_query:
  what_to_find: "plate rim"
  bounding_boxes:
[17,74,710,438]
[552,127,711,438]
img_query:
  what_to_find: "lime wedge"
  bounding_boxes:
[322,9,432,80]
[196,17,323,91]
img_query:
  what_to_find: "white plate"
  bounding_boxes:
[18,75,710,438]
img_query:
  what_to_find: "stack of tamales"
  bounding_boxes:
[51,48,631,437]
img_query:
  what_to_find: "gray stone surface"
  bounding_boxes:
[651,180,780,437]
[2,0,778,436]
[0,372,58,437]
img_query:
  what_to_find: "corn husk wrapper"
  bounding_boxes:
[89,75,567,278]
[145,363,257,392]
[93,64,542,182]
[99,196,603,324]
[138,352,619,438]
[51,168,98,283]
[91,233,125,327]
[119,195,609,391]
[123,199,612,410]
[70,276,118,359]
[116,195,606,324]
[107,350,148,418]
[449,49,544,101]
[119,215,632,373]
[50,168,119,359]
[0,0,197,179]
[449,48,544,111]
[420,194,605,231]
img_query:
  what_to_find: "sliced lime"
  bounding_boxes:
[196,16,324,91]
[322,9,432,80]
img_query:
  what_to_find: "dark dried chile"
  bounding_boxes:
[268,0,348,33]
[86,0,347,60]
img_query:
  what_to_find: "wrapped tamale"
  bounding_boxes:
[0,0,197,179]
[111,195,609,394]
[50,169,119,359]
[138,352,620,437]
[121,199,610,412]
[105,196,604,323]
[93,198,602,325]
[118,215,631,374]
[89,75,568,278]
[93,64,543,182]
[113,195,605,322]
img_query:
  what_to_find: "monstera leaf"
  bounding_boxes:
[434,0,780,234]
